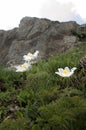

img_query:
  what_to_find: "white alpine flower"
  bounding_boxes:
[23,50,39,62]
[55,67,77,77]
[15,62,31,72]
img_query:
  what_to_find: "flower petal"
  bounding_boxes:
[55,72,63,77]
[58,68,64,73]
[64,67,70,72]
[71,67,77,72]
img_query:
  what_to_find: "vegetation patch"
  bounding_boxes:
[0,45,86,130]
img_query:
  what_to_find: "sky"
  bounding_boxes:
[0,0,86,30]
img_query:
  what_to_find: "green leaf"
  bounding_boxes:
[31,124,41,130]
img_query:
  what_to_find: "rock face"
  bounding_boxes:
[0,16,83,65]
[80,55,86,71]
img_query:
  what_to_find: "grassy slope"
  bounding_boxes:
[0,44,86,130]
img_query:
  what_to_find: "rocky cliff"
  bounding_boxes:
[0,17,83,65]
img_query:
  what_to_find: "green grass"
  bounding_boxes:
[0,44,86,130]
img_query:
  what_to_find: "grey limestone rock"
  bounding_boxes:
[0,16,83,66]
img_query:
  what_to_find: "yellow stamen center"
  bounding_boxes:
[63,70,69,75]
[28,53,33,58]
[21,65,27,69]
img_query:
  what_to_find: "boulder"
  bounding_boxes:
[0,16,83,66]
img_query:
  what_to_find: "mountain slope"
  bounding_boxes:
[0,44,86,130]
